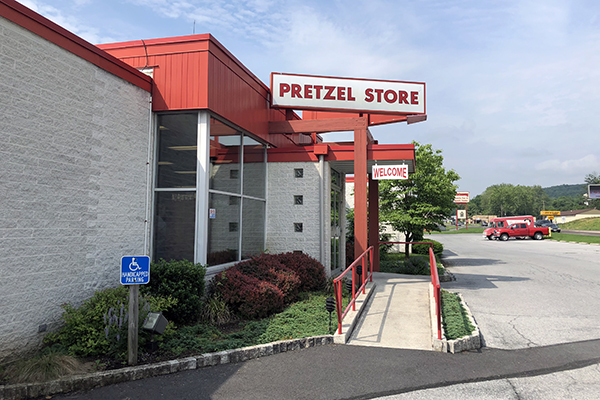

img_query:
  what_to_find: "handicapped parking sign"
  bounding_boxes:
[120,256,150,285]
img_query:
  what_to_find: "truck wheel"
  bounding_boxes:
[500,233,509,241]
[533,232,543,240]
[487,235,493,240]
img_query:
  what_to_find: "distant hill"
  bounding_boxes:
[543,183,586,198]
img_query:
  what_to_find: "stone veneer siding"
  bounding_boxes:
[266,161,332,275]
[0,16,151,361]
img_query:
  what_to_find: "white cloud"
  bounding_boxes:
[535,155,599,172]
[18,0,115,43]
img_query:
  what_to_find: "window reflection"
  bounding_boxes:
[154,192,196,261]
[207,192,240,266]
[157,114,198,188]
[210,118,241,194]
[243,136,265,198]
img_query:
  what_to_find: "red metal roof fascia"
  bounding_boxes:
[368,144,415,161]
[266,143,415,164]
[0,0,151,92]
[100,34,270,101]
[267,147,319,163]
[97,34,213,57]
[302,110,413,126]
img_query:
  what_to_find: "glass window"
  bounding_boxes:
[153,113,267,267]
[154,191,196,261]
[243,136,266,199]
[207,192,240,266]
[210,118,241,194]
[241,198,265,259]
[156,114,198,188]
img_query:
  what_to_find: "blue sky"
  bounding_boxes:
[20,0,600,196]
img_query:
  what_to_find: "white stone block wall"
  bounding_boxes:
[0,17,151,361]
[266,161,331,274]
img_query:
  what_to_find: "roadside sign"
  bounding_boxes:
[540,211,560,216]
[589,184,600,199]
[120,256,150,285]
[454,192,469,204]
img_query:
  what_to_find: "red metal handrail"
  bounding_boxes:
[333,246,373,335]
[429,247,442,340]
[379,241,442,340]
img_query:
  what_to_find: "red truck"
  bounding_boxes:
[483,216,533,240]
[489,216,549,241]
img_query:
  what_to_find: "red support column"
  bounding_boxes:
[368,174,380,272]
[354,128,368,261]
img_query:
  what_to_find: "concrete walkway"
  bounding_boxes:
[348,272,433,350]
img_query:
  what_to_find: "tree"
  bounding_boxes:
[379,142,460,257]
[477,184,549,216]
[467,195,483,216]
[550,196,583,211]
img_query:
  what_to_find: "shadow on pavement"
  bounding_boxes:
[442,273,530,290]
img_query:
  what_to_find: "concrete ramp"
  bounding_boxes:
[347,272,433,350]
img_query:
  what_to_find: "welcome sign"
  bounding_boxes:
[371,164,409,180]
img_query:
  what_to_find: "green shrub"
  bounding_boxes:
[380,257,430,275]
[441,289,474,340]
[412,240,443,255]
[142,259,206,325]
[44,286,176,359]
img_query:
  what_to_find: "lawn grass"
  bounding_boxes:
[547,232,600,244]
[430,226,485,234]
[560,217,600,231]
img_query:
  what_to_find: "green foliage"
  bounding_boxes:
[161,293,336,356]
[44,286,177,359]
[473,183,548,217]
[142,259,206,325]
[379,142,460,257]
[201,295,234,326]
[379,255,430,275]
[440,289,474,340]
[543,184,586,199]
[412,240,443,255]
[257,293,333,342]
[549,196,583,211]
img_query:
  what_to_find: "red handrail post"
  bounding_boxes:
[352,263,356,311]
[369,246,373,282]
[335,280,343,334]
[361,256,366,294]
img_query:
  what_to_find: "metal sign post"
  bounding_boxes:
[120,256,150,366]
[454,192,470,231]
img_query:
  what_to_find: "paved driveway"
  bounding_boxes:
[433,234,600,349]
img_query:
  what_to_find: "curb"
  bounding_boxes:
[0,336,334,400]
[333,280,377,344]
